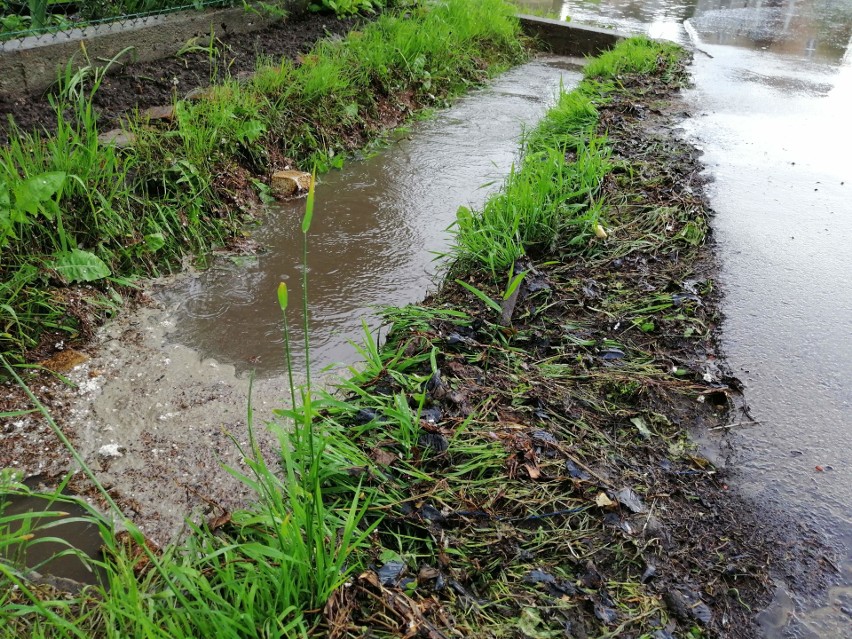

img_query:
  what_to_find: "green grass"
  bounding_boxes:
[453,87,609,274]
[0,0,525,366]
[583,35,682,79]
[453,36,685,275]
[0,181,379,639]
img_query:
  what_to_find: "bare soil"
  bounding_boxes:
[0,11,360,145]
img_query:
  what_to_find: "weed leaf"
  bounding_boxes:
[13,171,65,218]
[143,233,165,252]
[51,249,111,283]
[455,279,502,315]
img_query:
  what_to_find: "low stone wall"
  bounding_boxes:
[518,14,627,57]
[0,2,307,96]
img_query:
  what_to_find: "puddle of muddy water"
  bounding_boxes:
[1,491,105,588]
[159,57,584,377]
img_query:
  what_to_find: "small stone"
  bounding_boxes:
[98,443,125,458]
[97,129,136,148]
[184,86,215,101]
[141,105,175,121]
[271,170,312,197]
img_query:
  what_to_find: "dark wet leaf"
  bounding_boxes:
[370,448,398,467]
[207,511,231,531]
[641,564,657,584]
[593,601,619,624]
[652,631,675,639]
[580,562,604,589]
[425,371,448,399]
[420,406,442,423]
[446,332,467,346]
[602,513,621,528]
[418,565,440,580]
[531,430,558,447]
[615,487,647,514]
[524,569,556,585]
[664,588,712,625]
[418,432,449,452]
[565,460,591,481]
[355,408,381,425]
[551,580,577,596]
[525,275,551,293]
[376,560,406,586]
[418,504,446,525]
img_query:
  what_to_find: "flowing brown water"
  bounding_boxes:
[160,57,584,376]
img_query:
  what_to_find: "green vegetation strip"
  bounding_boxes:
[0,0,524,365]
[2,36,777,638]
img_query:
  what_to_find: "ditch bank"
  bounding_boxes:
[309,42,835,639]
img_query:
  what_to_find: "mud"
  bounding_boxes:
[1,295,294,545]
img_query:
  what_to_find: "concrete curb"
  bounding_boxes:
[517,14,628,57]
[0,2,307,96]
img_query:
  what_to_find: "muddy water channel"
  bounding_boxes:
[1,57,583,570]
[518,0,852,636]
[161,58,583,376]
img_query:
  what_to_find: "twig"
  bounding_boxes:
[709,420,761,431]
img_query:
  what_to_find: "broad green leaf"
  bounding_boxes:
[238,119,266,144]
[51,249,111,283]
[143,233,165,252]
[13,172,66,216]
[277,282,288,312]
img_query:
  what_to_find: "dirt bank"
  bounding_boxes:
[308,48,837,638]
[0,11,359,146]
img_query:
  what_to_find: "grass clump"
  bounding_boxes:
[454,36,686,274]
[0,0,525,366]
[584,35,682,79]
[0,182,379,638]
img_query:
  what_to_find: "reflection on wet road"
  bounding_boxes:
[516,0,852,636]
[161,58,583,376]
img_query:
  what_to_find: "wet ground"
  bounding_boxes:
[518,0,852,636]
[1,56,582,551]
